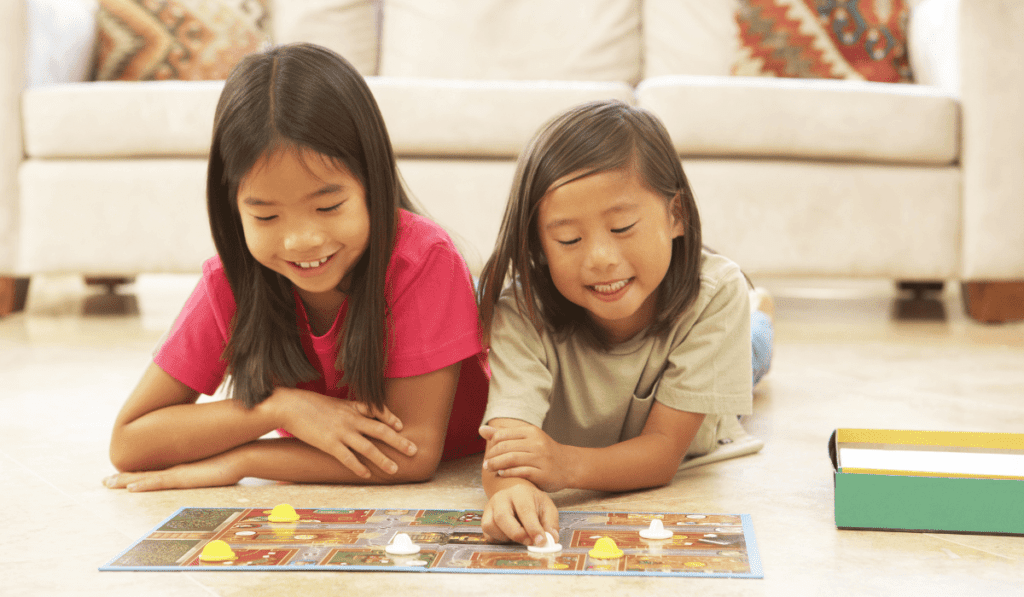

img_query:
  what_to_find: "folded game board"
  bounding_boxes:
[101,507,762,578]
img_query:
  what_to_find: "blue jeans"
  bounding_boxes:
[751,310,773,386]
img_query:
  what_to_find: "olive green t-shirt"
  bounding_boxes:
[483,252,752,457]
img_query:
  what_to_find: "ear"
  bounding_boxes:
[669,193,686,238]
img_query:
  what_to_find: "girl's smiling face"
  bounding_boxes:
[237,146,370,309]
[538,168,684,344]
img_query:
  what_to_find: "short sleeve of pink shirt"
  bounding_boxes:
[152,210,487,459]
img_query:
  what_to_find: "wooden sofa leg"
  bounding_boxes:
[962,281,1024,323]
[0,277,30,317]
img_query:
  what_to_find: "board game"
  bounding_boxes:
[101,506,762,578]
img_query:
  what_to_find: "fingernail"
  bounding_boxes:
[102,475,117,488]
[482,460,489,471]
[407,443,418,456]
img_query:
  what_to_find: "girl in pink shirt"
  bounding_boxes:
[104,43,487,492]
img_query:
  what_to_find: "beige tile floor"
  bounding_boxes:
[2,274,1022,596]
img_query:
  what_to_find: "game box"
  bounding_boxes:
[830,428,1024,535]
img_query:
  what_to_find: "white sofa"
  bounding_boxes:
[2,0,1023,316]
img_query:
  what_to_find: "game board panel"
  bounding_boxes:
[101,507,762,578]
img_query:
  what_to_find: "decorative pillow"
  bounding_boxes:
[734,0,913,82]
[92,0,270,81]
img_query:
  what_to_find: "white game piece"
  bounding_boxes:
[384,533,420,555]
[639,519,674,540]
[527,532,562,554]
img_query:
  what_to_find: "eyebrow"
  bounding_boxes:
[544,202,639,230]
[241,183,344,207]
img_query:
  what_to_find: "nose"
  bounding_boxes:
[283,221,326,252]
[584,234,620,271]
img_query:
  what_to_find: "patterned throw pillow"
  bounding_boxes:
[734,0,913,83]
[92,0,270,81]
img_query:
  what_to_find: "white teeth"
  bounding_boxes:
[592,279,629,293]
[297,256,329,269]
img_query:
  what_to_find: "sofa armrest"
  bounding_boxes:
[960,0,1024,279]
[0,1,26,273]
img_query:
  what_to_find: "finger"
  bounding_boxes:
[478,425,496,441]
[103,473,127,489]
[356,419,417,457]
[495,466,539,482]
[481,506,510,544]
[124,472,173,492]
[511,495,546,547]
[355,402,403,431]
[485,451,531,473]
[329,444,374,479]
[377,405,403,431]
[539,499,561,543]
[490,506,530,545]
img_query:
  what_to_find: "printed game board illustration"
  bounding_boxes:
[101,505,762,578]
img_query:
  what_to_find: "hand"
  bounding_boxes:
[480,424,576,492]
[482,482,560,546]
[102,453,243,492]
[270,388,417,479]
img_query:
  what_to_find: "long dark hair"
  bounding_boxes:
[207,43,414,409]
[478,99,703,347]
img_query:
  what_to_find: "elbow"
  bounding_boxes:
[109,429,147,473]
[388,449,443,484]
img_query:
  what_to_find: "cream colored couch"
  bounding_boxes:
[2,1,1023,309]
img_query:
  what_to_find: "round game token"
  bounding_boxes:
[639,519,673,540]
[385,533,420,555]
[527,532,562,554]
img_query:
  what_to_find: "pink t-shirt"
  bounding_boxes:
[154,210,487,460]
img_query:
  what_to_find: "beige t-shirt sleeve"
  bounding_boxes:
[655,256,753,416]
[482,291,555,428]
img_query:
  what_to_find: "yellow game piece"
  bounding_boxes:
[588,537,624,559]
[199,540,236,562]
[268,503,300,523]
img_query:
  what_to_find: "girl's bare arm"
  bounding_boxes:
[482,402,706,493]
[106,362,461,490]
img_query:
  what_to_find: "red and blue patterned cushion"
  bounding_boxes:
[734,0,913,83]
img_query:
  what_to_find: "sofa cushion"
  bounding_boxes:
[23,79,633,160]
[734,0,913,83]
[379,0,641,85]
[643,0,739,78]
[370,79,634,158]
[23,81,224,158]
[637,75,958,165]
[92,0,269,81]
[271,0,380,76]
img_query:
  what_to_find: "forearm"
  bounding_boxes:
[235,436,439,485]
[111,398,279,472]
[568,434,689,493]
[483,462,537,497]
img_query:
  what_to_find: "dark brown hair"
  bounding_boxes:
[207,43,415,409]
[477,99,703,347]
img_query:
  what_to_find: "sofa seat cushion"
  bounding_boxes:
[637,75,958,165]
[23,79,633,160]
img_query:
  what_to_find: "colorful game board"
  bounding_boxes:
[101,507,762,578]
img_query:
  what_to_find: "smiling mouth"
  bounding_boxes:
[293,255,331,269]
[589,278,633,294]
